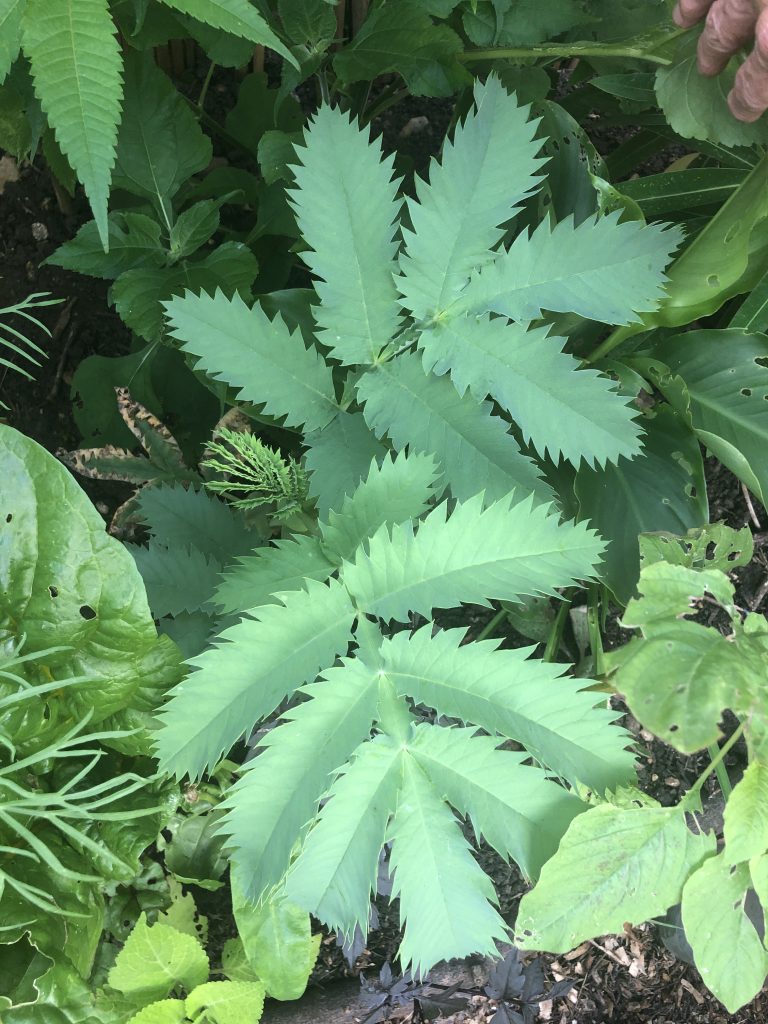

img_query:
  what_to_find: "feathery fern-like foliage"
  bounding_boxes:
[202,428,309,515]
[153,77,685,973]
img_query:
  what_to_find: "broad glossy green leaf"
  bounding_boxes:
[22,0,122,246]
[46,212,166,279]
[656,31,768,148]
[619,169,746,216]
[648,154,768,328]
[682,853,768,1013]
[333,0,467,97]
[574,405,708,604]
[0,425,182,720]
[517,804,715,952]
[113,53,212,224]
[652,329,768,506]
[730,268,768,333]
[232,887,316,1001]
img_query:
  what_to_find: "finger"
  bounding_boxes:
[674,0,715,27]
[697,0,758,76]
[729,7,768,120]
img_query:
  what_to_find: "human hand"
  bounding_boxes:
[673,0,768,122]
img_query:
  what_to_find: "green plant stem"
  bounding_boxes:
[587,587,605,676]
[685,724,745,806]
[583,322,646,365]
[197,61,216,110]
[543,597,571,662]
[318,69,331,105]
[363,86,410,125]
[459,29,685,66]
[707,743,734,798]
[476,608,507,643]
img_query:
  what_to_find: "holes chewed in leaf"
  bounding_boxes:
[79,605,96,620]
[49,586,58,598]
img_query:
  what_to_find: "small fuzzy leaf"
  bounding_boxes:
[289,104,401,366]
[164,289,338,432]
[127,1001,187,1024]
[155,578,356,778]
[23,0,123,246]
[184,979,266,1024]
[388,753,508,975]
[108,914,209,1002]
[516,805,715,952]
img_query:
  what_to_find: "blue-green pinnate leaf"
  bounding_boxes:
[285,737,403,939]
[419,314,642,468]
[387,753,508,975]
[408,724,585,879]
[398,75,544,320]
[357,352,553,505]
[155,578,356,778]
[289,103,401,366]
[343,491,604,623]
[23,0,123,247]
[381,626,635,793]
[320,451,441,563]
[303,411,388,517]
[163,288,339,433]
[222,658,380,902]
[452,212,682,325]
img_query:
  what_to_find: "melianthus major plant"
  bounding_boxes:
[149,75,689,973]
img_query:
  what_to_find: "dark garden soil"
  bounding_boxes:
[3,77,768,1024]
